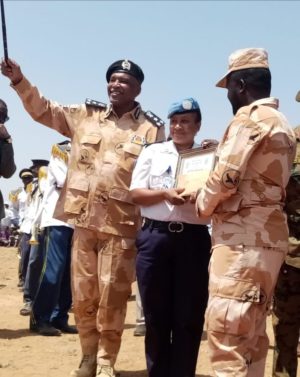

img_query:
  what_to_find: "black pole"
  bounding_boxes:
[0,0,8,61]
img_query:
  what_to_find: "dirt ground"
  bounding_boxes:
[0,246,296,377]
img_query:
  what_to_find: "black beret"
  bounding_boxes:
[19,168,33,179]
[106,59,144,84]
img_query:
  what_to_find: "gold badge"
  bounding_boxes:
[131,134,146,146]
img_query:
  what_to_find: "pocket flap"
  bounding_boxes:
[211,277,262,303]
[122,143,142,156]
[109,187,133,203]
[80,134,102,145]
[68,172,89,191]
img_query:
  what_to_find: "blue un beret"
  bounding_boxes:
[106,59,144,84]
[167,97,201,120]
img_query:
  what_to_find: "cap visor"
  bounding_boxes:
[216,74,228,88]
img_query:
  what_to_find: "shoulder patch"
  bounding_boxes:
[143,111,165,128]
[85,98,107,109]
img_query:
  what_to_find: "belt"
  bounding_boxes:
[143,218,207,233]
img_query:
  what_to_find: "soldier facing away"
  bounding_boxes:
[1,58,165,377]
[195,48,296,376]
[272,96,300,377]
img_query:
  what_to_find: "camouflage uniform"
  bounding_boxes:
[196,97,296,376]
[272,126,300,377]
[11,77,165,367]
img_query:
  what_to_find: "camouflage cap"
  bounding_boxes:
[296,91,300,102]
[216,48,269,88]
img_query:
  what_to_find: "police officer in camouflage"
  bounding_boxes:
[272,94,300,377]
[1,57,165,377]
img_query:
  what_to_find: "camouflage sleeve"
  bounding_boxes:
[11,76,85,139]
[196,119,263,216]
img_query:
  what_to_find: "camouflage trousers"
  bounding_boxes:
[206,244,286,377]
[72,227,136,367]
[272,263,300,377]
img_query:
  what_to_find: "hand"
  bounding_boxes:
[1,58,23,85]
[0,124,11,140]
[164,187,186,205]
[189,191,197,204]
[200,139,218,149]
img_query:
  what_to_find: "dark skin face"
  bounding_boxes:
[226,75,248,115]
[169,112,200,151]
[107,72,141,118]
[21,176,33,188]
[226,73,265,115]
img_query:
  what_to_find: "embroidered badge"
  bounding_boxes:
[222,169,240,189]
[80,149,90,162]
[131,134,146,146]
[115,142,124,155]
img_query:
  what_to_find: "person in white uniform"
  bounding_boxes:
[30,141,76,336]
[130,98,212,377]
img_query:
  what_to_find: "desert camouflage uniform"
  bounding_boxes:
[11,77,165,366]
[272,126,300,377]
[196,97,296,376]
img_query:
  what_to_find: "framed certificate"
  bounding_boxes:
[175,146,217,196]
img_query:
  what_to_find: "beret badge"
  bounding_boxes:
[121,59,131,71]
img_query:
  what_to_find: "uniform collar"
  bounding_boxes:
[104,102,141,122]
[237,97,279,117]
[250,97,279,109]
[168,140,198,154]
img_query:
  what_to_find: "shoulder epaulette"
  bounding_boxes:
[143,111,165,128]
[85,98,107,109]
[51,143,69,164]
[9,188,22,203]
[38,166,48,181]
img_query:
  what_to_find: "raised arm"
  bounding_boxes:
[1,58,78,138]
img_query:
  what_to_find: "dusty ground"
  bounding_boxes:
[0,246,297,377]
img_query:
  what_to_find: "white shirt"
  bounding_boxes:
[20,179,40,234]
[40,154,72,229]
[17,188,28,225]
[130,140,210,225]
[1,208,13,227]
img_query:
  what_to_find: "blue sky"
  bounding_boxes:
[1,0,299,199]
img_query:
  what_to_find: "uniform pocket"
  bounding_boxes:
[78,134,102,173]
[119,143,142,172]
[64,172,90,214]
[105,187,137,226]
[99,236,136,285]
[207,277,261,336]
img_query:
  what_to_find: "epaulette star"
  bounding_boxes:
[85,98,107,109]
[144,111,165,127]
